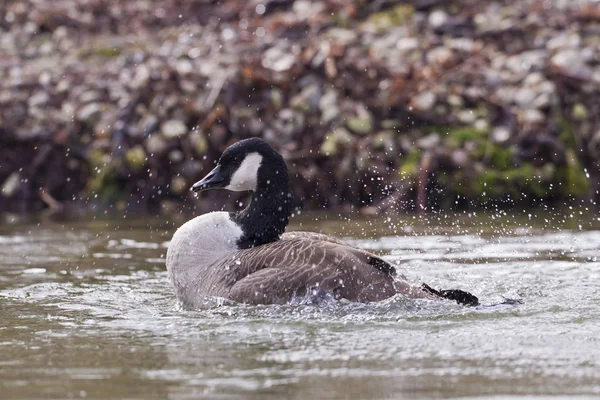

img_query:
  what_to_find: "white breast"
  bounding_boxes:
[166,212,243,304]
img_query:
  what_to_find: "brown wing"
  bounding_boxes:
[222,237,398,304]
[281,231,347,245]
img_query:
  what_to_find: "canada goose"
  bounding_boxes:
[166,138,478,309]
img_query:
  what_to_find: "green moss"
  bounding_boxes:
[347,113,373,135]
[125,146,147,171]
[558,149,590,198]
[572,103,588,121]
[320,129,353,156]
[557,116,576,149]
[96,47,121,57]
[189,131,208,157]
[401,122,592,208]
[474,170,504,199]
[469,162,552,201]
[367,5,414,31]
[488,145,513,170]
[79,46,122,59]
[444,126,487,148]
[398,148,422,178]
[373,130,395,150]
[504,164,547,198]
[87,150,121,203]
[556,119,590,197]
[88,163,120,203]
[331,11,350,28]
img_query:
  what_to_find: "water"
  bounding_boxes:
[1,211,600,399]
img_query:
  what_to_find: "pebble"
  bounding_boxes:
[428,10,449,28]
[145,135,167,155]
[417,133,440,150]
[76,103,102,123]
[411,91,436,112]
[262,47,297,72]
[1,172,21,197]
[347,111,373,135]
[161,120,187,139]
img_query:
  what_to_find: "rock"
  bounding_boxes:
[410,91,436,112]
[551,50,593,79]
[189,131,208,156]
[270,89,283,110]
[38,71,52,86]
[514,87,536,107]
[537,80,556,95]
[80,90,102,104]
[28,91,49,108]
[533,93,553,109]
[347,110,373,135]
[457,109,476,124]
[175,59,193,75]
[320,128,353,155]
[396,37,419,52]
[135,114,159,137]
[381,119,400,130]
[161,120,187,139]
[125,146,147,171]
[426,46,455,67]
[293,0,325,19]
[417,133,440,150]
[446,38,476,53]
[495,87,516,104]
[447,94,464,108]
[547,32,581,51]
[290,83,321,112]
[76,103,102,124]
[1,172,21,197]
[373,130,396,151]
[521,109,544,124]
[451,149,469,167]
[474,119,489,132]
[428,10,449,28]
[169,149,184,164]
[145,135,167,155]
[274,108,305,136]
[366,5,414,31]
[262,47,297,72]
[131,64,151,89]
[572,103,588,121]
[324,28,358,46]
[170,176,188,195]
[523,72,544,87]
[319,89,339,123]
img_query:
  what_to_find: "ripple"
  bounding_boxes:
[1,216,600,399]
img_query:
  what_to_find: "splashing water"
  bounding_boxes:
[0,211,599,399]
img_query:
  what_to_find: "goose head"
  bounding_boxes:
[191,138,288,194]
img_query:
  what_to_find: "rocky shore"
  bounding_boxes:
[1,0,599,214]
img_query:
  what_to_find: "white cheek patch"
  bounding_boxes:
[226,152,263,192]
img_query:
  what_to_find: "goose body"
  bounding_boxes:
[166,138,478,308]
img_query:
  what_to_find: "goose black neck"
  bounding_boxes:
[230,166,293,249]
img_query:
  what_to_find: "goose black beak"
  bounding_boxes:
[191,165,227,192]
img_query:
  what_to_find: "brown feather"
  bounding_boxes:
[212,234,399,304]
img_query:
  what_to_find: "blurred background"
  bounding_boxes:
[1,0,599,215]
[2,4,600,399]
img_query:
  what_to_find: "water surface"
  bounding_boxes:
[1,211,599,399]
